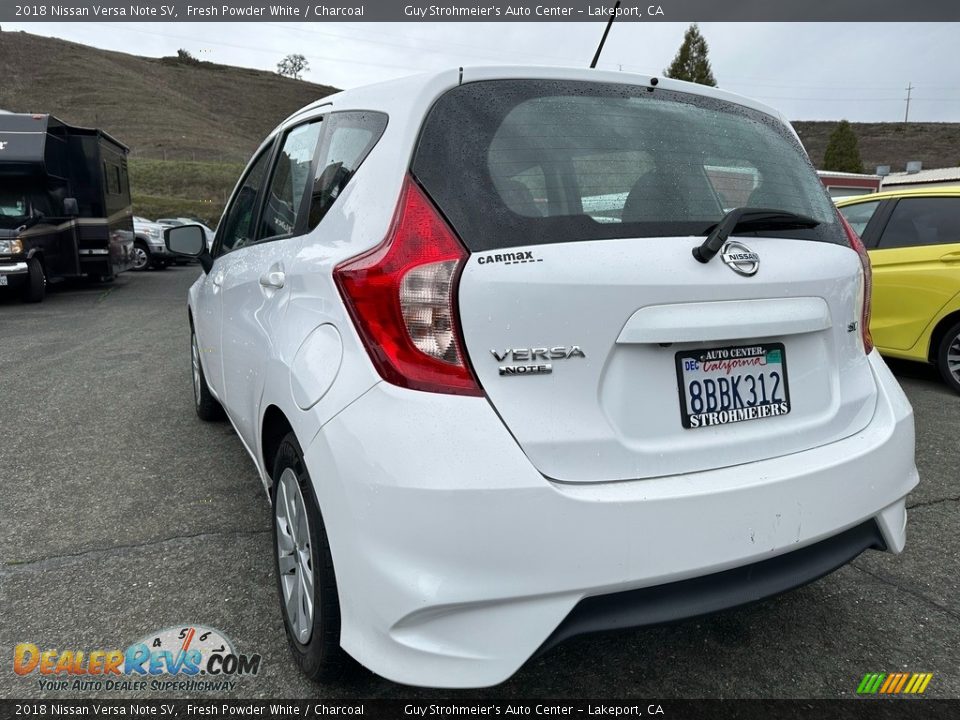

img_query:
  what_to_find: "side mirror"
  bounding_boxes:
[63,198,79,216]
[165,224,206,256]
[165,224,213,273]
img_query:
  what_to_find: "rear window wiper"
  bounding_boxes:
[693,207,820,264]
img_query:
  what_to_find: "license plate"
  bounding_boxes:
[0,275,7,286]
[675,343,791,429]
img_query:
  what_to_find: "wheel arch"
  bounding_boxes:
[262,404,295,486]
[927,308,960,363]
[25,248,45,267]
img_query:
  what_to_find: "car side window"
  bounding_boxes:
[878,197,960,249]
[307,111,388,231]
[259,120,323,241]
[839,200,881,237]
[217,144,274,254]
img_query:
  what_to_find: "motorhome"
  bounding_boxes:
[0,113,135,302]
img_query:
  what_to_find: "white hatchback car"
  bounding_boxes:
[166,67,918,689]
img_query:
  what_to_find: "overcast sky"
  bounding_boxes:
[7,22,960,122]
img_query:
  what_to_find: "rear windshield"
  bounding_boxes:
[412,80,843,252]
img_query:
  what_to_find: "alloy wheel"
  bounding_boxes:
[275,467,315,644]
[191,333,202,408]
[132,245,149,270]
[948,332,960,384]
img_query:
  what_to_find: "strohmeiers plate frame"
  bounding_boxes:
[674,342,791,429]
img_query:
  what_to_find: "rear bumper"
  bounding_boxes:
[536,518,885,658]
[305,352,917,688]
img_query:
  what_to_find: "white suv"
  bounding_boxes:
[165,67,918,689]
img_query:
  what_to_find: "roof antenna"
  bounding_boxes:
[589,1,621,69]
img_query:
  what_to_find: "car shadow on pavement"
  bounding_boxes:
[885,357,944,387]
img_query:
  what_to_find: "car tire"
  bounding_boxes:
[132,241,151,271]
[22,257,46,303]
[272,432,349,683]
[936,320,960,395]
[191,328,225,421]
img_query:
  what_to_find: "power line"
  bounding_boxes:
[86,22,433,74]
[751,95,960,102]
[341,21,580,62]
[262,22,580,66]
[602,61,957,95]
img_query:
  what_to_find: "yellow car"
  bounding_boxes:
[837,187,960,394]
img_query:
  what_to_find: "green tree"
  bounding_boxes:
[823,120,864,173]
[664,24,717,86]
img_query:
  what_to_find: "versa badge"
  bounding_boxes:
[491,346,585,376]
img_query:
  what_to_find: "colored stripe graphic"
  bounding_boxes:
[879,673,898,693]
[907,673,933,694]
[857,673,886,694]
[858,672,932,694]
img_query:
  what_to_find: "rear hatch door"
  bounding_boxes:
[413,77,876,482]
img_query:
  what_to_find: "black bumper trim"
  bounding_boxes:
[536,520,885,657]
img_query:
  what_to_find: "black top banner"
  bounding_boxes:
[4,0,960,22]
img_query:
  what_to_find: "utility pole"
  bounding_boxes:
[904,82,913,123]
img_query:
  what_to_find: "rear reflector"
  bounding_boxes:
[334,176,483,396]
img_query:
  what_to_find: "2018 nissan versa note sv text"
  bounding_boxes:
[165,67,918,689]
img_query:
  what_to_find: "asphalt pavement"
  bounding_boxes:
[1,267,957,699]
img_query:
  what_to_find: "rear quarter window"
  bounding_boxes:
[838,200,881,237]
[412,80,843,252]
[307,111,388,231]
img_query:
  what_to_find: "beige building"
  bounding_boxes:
[882,166,960,190]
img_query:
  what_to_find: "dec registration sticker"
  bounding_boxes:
[675,343,791,429]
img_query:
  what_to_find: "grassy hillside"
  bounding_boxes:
[0,30,338,223]
[794,121,960,173]
[129,159,244,225]
[3,30,959,225]
[0,30,337,163]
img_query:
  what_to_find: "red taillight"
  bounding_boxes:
[838,213,874,355]
[334,175,483,396]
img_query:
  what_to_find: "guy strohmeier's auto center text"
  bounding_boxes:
[15,3,664,19]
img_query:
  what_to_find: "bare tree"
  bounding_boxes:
[277,54,309,80]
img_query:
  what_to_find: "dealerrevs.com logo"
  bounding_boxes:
[14,625,261,692]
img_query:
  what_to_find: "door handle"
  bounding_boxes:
[939,251,960,263]
[259,270,285,289]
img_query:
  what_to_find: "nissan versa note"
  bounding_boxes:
[165,67,918,688]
